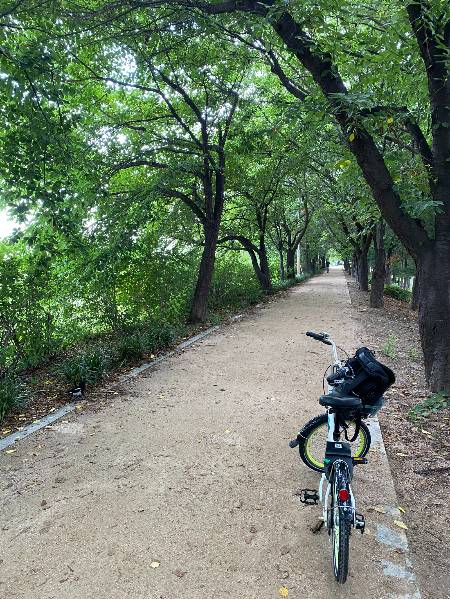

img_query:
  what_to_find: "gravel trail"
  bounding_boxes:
[0,269,420,598]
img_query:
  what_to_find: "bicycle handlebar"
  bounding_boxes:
[306,331,332,346]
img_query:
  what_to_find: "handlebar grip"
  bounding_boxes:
[306,331,322,340]
[306,331,332,346]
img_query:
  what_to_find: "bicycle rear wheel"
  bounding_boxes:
[331,503,351,583]
[298,414,371,473]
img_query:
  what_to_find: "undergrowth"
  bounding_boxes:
[384,284,412,303]
[0,375,28,423]
[409,392,449,421]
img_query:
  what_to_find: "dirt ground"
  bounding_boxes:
[348,278,450,599]
[0,269,423,598]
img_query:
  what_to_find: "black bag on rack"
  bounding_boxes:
[339,347,395,405]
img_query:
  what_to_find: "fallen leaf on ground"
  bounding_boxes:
[396,453,408,457]
[5,449,16,454]
[421,429,432,435]
[150,561,160,569]
[394,520,408,530]
[373,505,387,514]
[398,506,406,513]
[279,586,289,597]
[174,569,186,578]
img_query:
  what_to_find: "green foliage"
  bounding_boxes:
[209,254,264,311]
[381,334,397,359]
[0,375,28,422]
[384,285,412,303]
[409,393,449,421]
[407,347,419,360]
[115,335,144,364]
[115,322,177,364]
[58,349,111,386]
[273,272,312,291]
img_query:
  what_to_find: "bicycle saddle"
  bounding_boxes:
[319,392,362,408]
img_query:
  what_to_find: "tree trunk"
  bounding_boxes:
[357,248,369,291]
[417,242,450,392]
[352,253,358,280]
[248,237,272,293]
[296,245,301,275]
[343,258,350,273]
[411,267,419,311]
[189,224,219,323]
[259,238,272,292]
[385,264,392,285]
[286,248,295,279]
[278,248,285,280]
[370,220,385,308]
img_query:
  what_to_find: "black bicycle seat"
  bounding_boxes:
[319,392,362,408]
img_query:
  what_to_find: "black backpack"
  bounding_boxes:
[339,347,395,405]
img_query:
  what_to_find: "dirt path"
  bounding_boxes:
[0,269,421,599]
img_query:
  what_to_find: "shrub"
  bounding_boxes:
[115,335,144,363]
[409,392,449,421]
[58,348,110,386]
[209,255,264,310]
[0,374,28,422]
[273,272,312,292]
[384,285,412,302]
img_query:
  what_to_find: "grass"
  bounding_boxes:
[0,374,28,423]
[407,346,419,360]
[381,334,397,359]
[409,392,449,421]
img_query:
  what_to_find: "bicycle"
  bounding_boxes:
[289,331,395,583]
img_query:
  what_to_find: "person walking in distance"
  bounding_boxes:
[326,260,330,273]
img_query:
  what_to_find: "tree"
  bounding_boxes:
[181,0,449,390]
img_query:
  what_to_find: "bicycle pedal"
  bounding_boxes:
[355,513,365,533]
[299,489,319,505]
[353,457,368,465]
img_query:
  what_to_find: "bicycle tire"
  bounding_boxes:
[298,414,371,473]
[331,467,351,583]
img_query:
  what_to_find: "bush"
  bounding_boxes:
[58,348,111,386]
[384,285,412,302]
[272,272,312,292]
[209,254,264,310]
[115,335,144,364]
[409,392,449,421]
[0,374,28,422]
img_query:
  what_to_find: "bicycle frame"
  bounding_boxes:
[317,333,356,527]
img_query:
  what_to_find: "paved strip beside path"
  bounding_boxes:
[0,269,420,598]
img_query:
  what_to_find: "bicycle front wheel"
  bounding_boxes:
[298,414,371,473]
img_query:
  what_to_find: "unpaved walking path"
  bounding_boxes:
[1,270,420,599]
